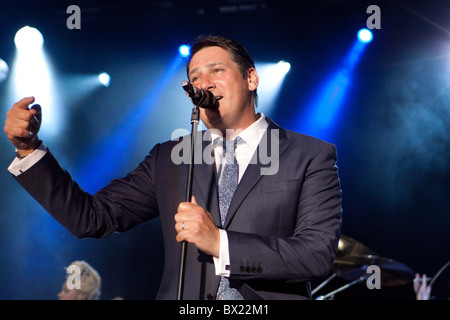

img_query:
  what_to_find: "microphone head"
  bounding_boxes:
[181,80,218,109]
[197,89,217,109]
[181,80,195,97]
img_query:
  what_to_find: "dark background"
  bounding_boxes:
[0,0,449,300]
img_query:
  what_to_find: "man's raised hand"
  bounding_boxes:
[4,96,42,157]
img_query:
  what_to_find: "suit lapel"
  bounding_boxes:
[192,131,221,226]
[223,118,293,229]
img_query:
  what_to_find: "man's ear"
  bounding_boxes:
[247,67,259,92]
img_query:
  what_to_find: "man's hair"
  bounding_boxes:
[186,35,258,105]
[66,260,102,300]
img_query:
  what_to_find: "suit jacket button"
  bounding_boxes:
[240,266,246,272]
[257,267,263,273]
[251,267,257,273]
[206,294,214,300]
[245,266,251,273]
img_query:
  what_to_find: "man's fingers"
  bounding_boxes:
[13,96,35,110]
[6,102,41,135]
[175,221,188,232]
[178,195,199,212]
[175,220,189,243]
[5,97,42,151]
[178,201,195,212]
[5,125,31,140]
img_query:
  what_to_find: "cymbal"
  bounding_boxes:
[333,254,414,286]
[337,235,377,257]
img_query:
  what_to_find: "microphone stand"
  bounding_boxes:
[177,105,200,300]
[315,274,370,300]
[311,272,337,296]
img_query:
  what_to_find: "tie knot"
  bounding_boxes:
[213,136,244,150]
[224,139,236,152]
[223,137,243,163]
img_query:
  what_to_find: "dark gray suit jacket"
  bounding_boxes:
[15,118,342,300]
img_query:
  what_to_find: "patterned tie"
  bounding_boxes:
[216,137,245,300]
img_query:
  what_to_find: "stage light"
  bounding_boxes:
[74,54,186,192]
[178,44,191,58]
[98,72,111,87]
[255,60,291,117]
[14,26,44,52]
[276,60,291,75]
[357,28,373,43]
[9,26,61,137]
[257,60,291,88]
[292,33,370,140]
[0,58,9,83]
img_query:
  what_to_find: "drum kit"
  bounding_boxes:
[312,235,415,299]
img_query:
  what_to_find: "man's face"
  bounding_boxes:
[188,46,258,136]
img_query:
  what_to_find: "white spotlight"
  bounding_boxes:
[255,61,291,117]
[11,26,61,137]
[98,72,110,87]
[357,28,373,43]
[0,58,9,83]
[14,26,44,52]
[276,60,291,76]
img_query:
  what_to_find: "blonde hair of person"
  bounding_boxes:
[65,260,102,300]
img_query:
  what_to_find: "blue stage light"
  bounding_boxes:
[291,34,370,140]
[98,72,111,87]
[357,28,373,43]
[0,58,9,83]
[178,44,191,58]
[74,54,185,192]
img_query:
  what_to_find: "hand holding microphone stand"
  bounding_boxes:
[177,81,217,300]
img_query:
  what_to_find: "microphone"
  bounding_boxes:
[181,80,218,109]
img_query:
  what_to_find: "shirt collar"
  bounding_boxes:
[210,113,268,152]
